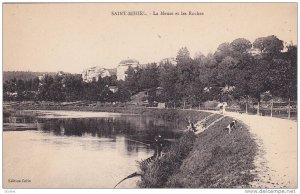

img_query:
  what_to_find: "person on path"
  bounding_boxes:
[153,134,164,158]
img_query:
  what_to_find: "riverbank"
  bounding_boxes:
[138,115,257,188]
[3,101,211,128]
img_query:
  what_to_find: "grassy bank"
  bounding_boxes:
[138,117,257,188]
[138,131,197,188]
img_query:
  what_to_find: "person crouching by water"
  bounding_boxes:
[153,134,164,158]
[187,120,197,132]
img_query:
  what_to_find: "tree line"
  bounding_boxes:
[3,35,297,107]
[3,71,57,82]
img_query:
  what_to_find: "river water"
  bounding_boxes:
[3,110,183,188]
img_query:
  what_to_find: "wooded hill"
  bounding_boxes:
[3,71,57,81]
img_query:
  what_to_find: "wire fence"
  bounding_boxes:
[163,100,297,120]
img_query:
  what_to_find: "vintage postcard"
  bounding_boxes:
[2,2,297,192]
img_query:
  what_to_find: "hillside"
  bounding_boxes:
[3,71,57,81]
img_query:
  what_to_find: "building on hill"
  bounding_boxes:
[159,58,177,66]
[106,68,117,77]
[108,86,118,93]
[248,48,261,56]
[57,71,66,76]
[82,66,116,82]
[155,87,164,95]
[117,59,139,80]
[38,75,45,81]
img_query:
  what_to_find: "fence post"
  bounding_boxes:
[257,101,260,115]
[288,98,291,120]
[271,99,273,117]
[198,102,201,110]
[245,103,248,114]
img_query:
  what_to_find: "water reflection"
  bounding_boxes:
[3,110,185,188]
[3,110,184,188]
[3,110,183,155]
[5,111,181,138]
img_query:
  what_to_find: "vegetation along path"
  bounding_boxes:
[208,111,297,188]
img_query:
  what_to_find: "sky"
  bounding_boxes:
[3,3,297,73]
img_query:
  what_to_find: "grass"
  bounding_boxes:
[166,117,257,188]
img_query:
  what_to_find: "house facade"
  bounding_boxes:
[117,59,139,80]
[82,66,115,82]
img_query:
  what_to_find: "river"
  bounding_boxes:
[3,110,184,188]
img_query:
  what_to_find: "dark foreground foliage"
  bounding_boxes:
[138,131,196,188]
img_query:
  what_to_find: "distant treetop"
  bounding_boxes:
[119,59,139,65]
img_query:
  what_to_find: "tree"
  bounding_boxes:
[64,74,83,101]
[247,57,270,102]
[194,51,205,64]
[230,38,252,53]
[216,56,238,86]
[32,77,40,91]
[102,75,117,86]
[187,76,205,106]
[139,63,159,90]
[158,63,180,104]
[249,36,289,103]
[253,35,284,55]
[49,75,65,102]
[269,45,297,100]
[175,55,207,107]
[115,81,131,102]
[37,75,65,101]
[214,42,233,63]
[16,79,25,101]
[124,66,141,95]
[4,78,17,93]
[176,47,192,65]
[37,75,54,101]
[83,81,97,101]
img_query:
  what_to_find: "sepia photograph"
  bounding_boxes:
[2,2,298,192]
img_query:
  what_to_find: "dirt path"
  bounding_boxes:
[205,111,297,188]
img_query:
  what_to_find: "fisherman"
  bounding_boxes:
[187,120,197,132]
[218,103,223,114]
[153,134,164,158]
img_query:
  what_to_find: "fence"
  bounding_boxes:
[164,100,297,120]
[253,100,297,120]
